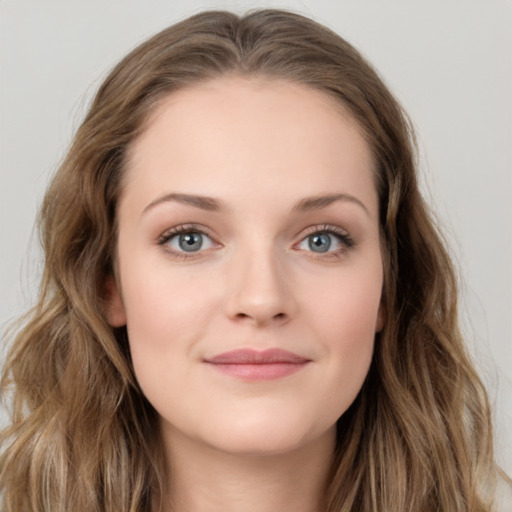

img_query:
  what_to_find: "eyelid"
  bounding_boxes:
[157,223,212,244]
[298,223,350,239]
[293,223,356,257]
[157,223,222,259]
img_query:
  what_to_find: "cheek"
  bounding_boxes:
[122,256,217,336]
[302,264,381,402]
[119,259,222,387]
[305,262,383,338]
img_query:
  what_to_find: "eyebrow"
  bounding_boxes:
[143,193,223,214]
[291,193,370,216]
[143,192,369,216]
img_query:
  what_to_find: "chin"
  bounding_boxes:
[197,410,336,457]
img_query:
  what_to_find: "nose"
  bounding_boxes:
[224,243,295,327]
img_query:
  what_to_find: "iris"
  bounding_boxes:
[179,233,203,252]
[308,233,331,253]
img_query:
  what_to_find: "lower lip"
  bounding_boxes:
[206,362,309,380]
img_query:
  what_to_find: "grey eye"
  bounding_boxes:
[307,233,332,253]
[165,231,215,253]
[178,232,204,252]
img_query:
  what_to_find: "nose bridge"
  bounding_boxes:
[225,235,293,325]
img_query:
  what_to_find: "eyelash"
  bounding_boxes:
[157,223,215,260]
[157,223,355,260]
[297,224,355,259]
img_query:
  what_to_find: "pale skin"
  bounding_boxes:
[107,76,384,512]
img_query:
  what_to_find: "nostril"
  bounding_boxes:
[233,311,287,323]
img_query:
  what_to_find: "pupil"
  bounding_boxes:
[309,233,331,252]
[179,233,202,251]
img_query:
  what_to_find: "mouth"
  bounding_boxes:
[203,348,311,381]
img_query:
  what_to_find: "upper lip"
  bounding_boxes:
[204,348,310,365]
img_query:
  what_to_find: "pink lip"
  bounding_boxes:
[204,349,311,381]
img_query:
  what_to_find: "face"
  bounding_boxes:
[108,77,384,457]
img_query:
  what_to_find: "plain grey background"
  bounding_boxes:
[1,0,511,480]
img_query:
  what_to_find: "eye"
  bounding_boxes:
[171,232,213,252]
[296,226,355,256]
[305,232,334,253]
[158,224,217,256]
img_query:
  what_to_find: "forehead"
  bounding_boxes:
[122,76,377,216]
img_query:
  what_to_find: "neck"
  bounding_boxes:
[157,426,336,512]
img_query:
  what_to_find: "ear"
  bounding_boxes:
[375,301,386,333]
[104,275,127,327]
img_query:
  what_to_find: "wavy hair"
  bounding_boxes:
[1,9,508,511]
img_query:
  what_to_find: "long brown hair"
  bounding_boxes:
[1,9,507,511]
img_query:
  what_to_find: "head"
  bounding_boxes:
[44,7,413,385]
[9,8,491,512]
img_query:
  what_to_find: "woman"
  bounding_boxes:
[1,9,509,512]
